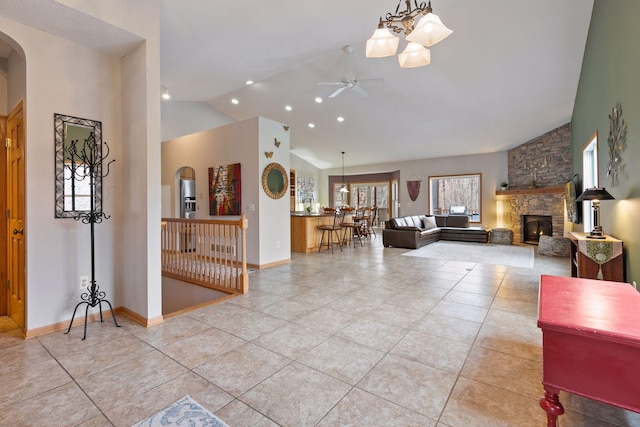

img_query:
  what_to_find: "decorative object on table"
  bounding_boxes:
[133,395,229,427]
[576,187,615,239]
[500,182,508,191]
[565,174,579,224]
[264,151,273,158]
[607,102,627,187]
[261,162,288,199]
[366,0,452,68]
[62,123,120,340]
[274,138,281,148]
[407,180,421,201]
[208,163,242,215]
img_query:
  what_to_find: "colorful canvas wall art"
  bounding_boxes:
[208,163,241,215]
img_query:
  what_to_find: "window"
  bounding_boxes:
[582,132,598,231]
[428,174,482,222]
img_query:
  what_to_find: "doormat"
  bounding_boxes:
[132,395,229,427]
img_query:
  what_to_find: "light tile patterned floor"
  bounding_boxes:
[1,238,640,426]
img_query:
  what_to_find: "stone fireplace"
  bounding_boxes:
[501,191,564,244]
[522,214,553,244]
[496,123,571,244]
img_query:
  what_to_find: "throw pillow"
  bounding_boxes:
[422,216,437,230]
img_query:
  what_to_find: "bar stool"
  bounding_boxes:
[341,208,363,247]
[317,209,345,253]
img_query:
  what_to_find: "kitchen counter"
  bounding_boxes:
[290,213,335,252]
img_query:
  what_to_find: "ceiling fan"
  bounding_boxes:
[318,45,383,98]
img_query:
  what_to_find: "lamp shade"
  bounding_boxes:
[406,12,453,47]
[398,42,431,68]
[366,26,400,58]
[576,187,615,202]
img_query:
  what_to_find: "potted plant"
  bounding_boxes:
[500,182,509,190]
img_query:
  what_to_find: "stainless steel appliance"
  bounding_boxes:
[180,179,196,219]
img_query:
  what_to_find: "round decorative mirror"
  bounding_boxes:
[262,162,288,199]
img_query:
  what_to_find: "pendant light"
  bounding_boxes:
[340,151,349,193]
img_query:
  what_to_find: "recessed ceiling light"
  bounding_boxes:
[308,123,315,128]
[231,98,239,104]
[337,116,345,122]
[245,80,254,85]
[315,97,323,103]
[285,105,292,111]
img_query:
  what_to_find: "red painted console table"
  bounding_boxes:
[538,275,640,426]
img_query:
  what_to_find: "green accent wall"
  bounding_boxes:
[571,0,640,284]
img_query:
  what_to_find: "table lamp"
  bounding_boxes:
[576,187,615,239]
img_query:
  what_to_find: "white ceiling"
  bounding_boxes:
[0,0,594,170]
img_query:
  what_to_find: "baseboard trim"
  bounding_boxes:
[23,306,164,339]
[118,306,164,327]
[248,258,291,270]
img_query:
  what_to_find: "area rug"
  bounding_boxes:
[133,395,229,427]
[403,241,535,268]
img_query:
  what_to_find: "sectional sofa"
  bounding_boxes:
[382,214,488,249]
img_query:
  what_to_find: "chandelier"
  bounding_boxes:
[340,151,349,193]
[366,0,452,68]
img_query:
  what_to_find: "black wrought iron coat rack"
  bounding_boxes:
[64,133,120,340]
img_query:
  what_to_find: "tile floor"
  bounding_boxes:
[1,237,640,426]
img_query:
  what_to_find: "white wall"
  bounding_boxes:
[0,0,162,331]
[257,117,291,265]
[161,116,291,267]
[161,101,234,142]
[0,16,123,330]
[319,151,508,229]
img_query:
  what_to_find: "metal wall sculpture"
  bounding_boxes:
[607,102,627,187]
[406,180,421,201]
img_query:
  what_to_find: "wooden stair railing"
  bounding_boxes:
[161,215,248,294]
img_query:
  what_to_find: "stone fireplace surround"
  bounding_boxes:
[502,191,564,244]
[498,123,571,244]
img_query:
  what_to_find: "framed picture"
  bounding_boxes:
[208,163,241,215]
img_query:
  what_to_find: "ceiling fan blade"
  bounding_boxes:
[317,82,343,86]
[329,87,347,98]
[353,85,369,97]
[357,78,384,85]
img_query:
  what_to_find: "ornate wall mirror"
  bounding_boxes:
[54,113,103,218]
[262,162,288,199]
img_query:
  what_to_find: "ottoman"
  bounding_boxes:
[491,228,513,245]
[538,235,570,257]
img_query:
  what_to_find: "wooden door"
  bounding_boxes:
[6,102,25,331]
[0,115,6,316]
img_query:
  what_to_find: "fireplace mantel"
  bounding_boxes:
[496,186,564,196]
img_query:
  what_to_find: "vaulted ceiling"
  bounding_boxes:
[0,0,594,169]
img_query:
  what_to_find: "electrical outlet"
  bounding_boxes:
[80,276,89,289]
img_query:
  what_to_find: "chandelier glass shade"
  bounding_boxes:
[366,0,452,68]
[398,42,431,68]
[365,23,400,58]
[405,12,453,47]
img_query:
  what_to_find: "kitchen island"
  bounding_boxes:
[290,212,335,253]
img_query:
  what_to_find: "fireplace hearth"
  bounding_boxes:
[522,214,552,245]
